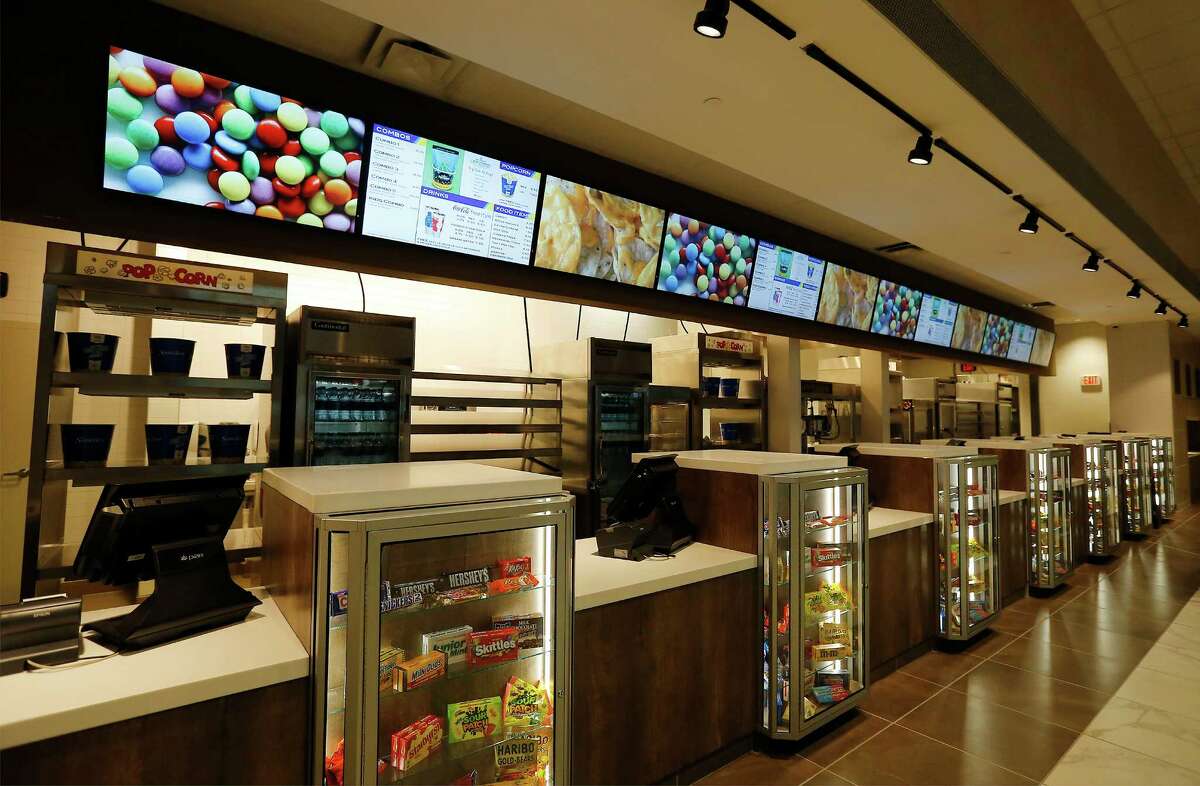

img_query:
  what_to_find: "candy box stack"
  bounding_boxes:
[390,715,444,771]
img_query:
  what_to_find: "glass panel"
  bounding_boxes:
[764,480,791,733]
[373,525,556,785]
[800,480,864,721]
[939,459,996,637]
[1103,446,1120,551]
[594,388,646,498]
[313,376,405,465]
[649,401,689,452]
[1029,451,1071,586]
[324,532,350,783]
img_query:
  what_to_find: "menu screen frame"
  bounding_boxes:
[747,242,827,320]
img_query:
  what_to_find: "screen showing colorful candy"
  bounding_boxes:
[104,48,364,231]
[980,314,1014,357]
[816,263,879,330]
[870,280,923,339]
[656,214,756,304]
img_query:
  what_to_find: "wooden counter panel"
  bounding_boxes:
[675,468,760,554]
[262,484,315,654]
[998,500,1028,606]
[1071,485,1089,568]
[0,678,309,785]
[982,448,1029,493]
[572,571,756,785]
[854,455,935,513]
[868,523,935,677]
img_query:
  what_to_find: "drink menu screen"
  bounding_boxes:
[1030,328,1055,366]
[747,242,825,319]
[1007,321,1037,363]
[913,295,959,347]
[361,123,540,264]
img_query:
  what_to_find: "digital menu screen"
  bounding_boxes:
[816,263,879,331]
[533,177,664,285]
[104,47,364,231]
[951,306,988,353]
[870,280,922,339]
[913,295,959,347]
[361,123,540,264]
[1006,321,1037,363]
[747,243,825,320]
[980,314,1014,357]
[1031,328,1056,366]
[656,214,756,303]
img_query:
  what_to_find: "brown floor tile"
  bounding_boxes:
[698,751,822,786]
[857,671,942,721]
[828,724,1034,785]
[793,709,889,767]
[988,608,1042,636]
[948,659,1110,731]
[1159,527,1200,553]
[1099,571,1199,603]
[1025,616,1156,660]
[802,769,854,786]
[1005,584,1088,616]
[951,629,1019,659]
[897,689,1078,782]
[990,635,1139,694]
[898,649,984,686]
[1052,598,1175,641]
[1071,588,1186,621]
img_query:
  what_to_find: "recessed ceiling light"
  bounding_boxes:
[694,0,729,38]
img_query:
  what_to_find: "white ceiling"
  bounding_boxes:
[158,0,1200,329]
[1072,0,1200,204]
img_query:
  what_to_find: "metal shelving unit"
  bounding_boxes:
[21,243,286,598]
[934,455,1001,641]
[1027,447,1073,590]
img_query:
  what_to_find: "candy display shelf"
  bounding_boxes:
[328,580,551,631]
[384,722,554,785]
[934,454,1001,642]
[1026,446,1073,590]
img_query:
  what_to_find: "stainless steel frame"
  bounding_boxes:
[1028,447,1074,589]
[1147,436,1177,522]
[1114,438,1154,536]
[1085,443,1121,557]
[759,467,869,740]
[304,369,412,466]
[310,493,574,786]
[933,455,1001,641]
[900,378,956,443]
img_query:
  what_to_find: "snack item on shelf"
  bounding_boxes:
[497,556,532,578]
[467,627,520,667]
[325,738,346,786]
[447,696,502,742]
[810,544,849,570]
[328,589,349,617]
[492,612,545,649]
[390,714,444,771]
[503,675,553,728]
[435,586,487,606]
[450,771,479,786]
[812,683,850,704]
[421,625,472,666]
[488,572,540,595]
[821,582,852,612]
[815,670,851,690]
[396,650,447,691]
[382,579,437,613]
[776,602,791,634]
[495,734,541,770]
[806,512,851,531]
[810,642,851,661]
[818,621,850,646]
[481,778,540,786]
[803,591,827,617]
[392,577,440,597]
[445,566,493,590]
[803,696,818,719]
[379,647,406,693]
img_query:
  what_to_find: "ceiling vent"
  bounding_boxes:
[1025,301,1055,309]
[364,31,467,94]
[875,241,921,253]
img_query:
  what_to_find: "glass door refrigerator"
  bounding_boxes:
[761,467,868,739]
[1109,437,1154,536]
[933,455,1000,640]
[284,306,414,467]
[1027,447,1073,589]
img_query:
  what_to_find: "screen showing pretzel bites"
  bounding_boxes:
[104,48,364,231]
[870,280,923,339]
[980,314,1014,357]
[657,214,757,304]
[913,295,959,347]
[747,243,825,319]
[360,123,541,263]
[1006,321,1037,363]
[1030,328,1056,366]
[534,177,665,285]
[816,263,879,330]
[951,305,988,352]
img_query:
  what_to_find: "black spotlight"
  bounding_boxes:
[694,0,729,38]
[908,134,933,165]
[1082,252,1100,272]
[1018,210,1039,234]
[1126,280,1142,300]
[1155,300,1168,315]
[1180,315,1190,328]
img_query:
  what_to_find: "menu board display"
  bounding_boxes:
[914,295,959,347]
[870,280,922,339]
[1006,322,1037,363]
[747,243,825,319]
[817,263,879,331]
[1030,328,1056,366]
[951,306,988,352]
[361,123,540,264]
[980,314,1014,357]
[533,177,664,285]
[657,214,757,303]
[103,47,364,231]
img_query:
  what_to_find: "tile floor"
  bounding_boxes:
[699,505,1200,785]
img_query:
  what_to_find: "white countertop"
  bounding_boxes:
[631,449,846,475]
[0,591,307,749]
[575,538,757,611]
[263,461,562,514]
[998,489,1027,505]
[869,507,934,537]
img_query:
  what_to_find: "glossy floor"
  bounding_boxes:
[699,506,1200,786]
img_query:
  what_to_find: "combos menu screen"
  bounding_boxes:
[748,242,825,320]
[914,295,959,347]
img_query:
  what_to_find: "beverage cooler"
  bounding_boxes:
[1026,447,1073,589]
[1110,437,1154,536]
[899,378,956,443]
[760,467,868,738]
[933,455,1001,640]
[954,382,998,439]
[284,307,414,467]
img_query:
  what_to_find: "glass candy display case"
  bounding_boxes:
[1027,447,1073,589]
[312,489,573,785]
[1144,435,1177,523]
[1112,437,1153,536]
[1052,437,1120,558]
[933,455,1000,640]
[760,467,868,739]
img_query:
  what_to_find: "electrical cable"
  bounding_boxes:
[623,312,631,341]
[115,239,129,252]
[523,298,532,372]
[679,321,689,334]
[79,231,86,247]
[575,305,583,341]
[358,272,366,312]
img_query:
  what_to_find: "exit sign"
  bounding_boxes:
[1081,375,1102,388]
[960,363,977,373]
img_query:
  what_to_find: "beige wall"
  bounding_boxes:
[1107,321,1174,434]
[1038,322,1111,434]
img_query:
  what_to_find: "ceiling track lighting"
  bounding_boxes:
[1180,315,1190,328]
[1082,252,1101,272]
[1155,300,1169,315]
[1126,281,1142,300]
[1018,210,1039,234]
[693,0,729,38]
[908,133,933,165]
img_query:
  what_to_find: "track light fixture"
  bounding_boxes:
[1155,300,1168,316]
[1082,252,1100,272]
[1180,315,1190,328]
[907,133,933,166]
[1126,280,1142,300]
[1018,210,1039,234]
[693,0,729,38]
